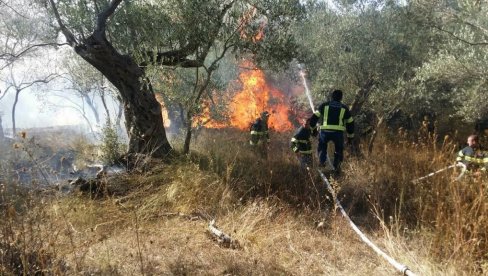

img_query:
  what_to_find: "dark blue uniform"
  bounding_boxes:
[309,100,354,171]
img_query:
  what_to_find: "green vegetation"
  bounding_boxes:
[2,0,488,275]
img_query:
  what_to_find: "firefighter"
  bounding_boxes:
[250,111,270,157]
[309,89,354,174]
[291,118,316,168]
[456,134,488,174]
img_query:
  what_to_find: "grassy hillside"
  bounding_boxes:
[0,128,486,275]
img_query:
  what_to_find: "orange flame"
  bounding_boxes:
[155,94,171,128]
[229,63,293,132]
[199,61,294,132]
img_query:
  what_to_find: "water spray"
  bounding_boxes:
[298,64,315,112]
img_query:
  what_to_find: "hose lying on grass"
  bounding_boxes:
[411,163,467,183]
[317,169,416,276]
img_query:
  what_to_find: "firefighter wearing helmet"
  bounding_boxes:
[250,111,270,157]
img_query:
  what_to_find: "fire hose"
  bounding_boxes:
[411,163,467,183]
[316,169,417,276]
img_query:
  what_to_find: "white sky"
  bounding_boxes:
[0,54,119,133]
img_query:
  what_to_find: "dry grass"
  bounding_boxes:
[1,126,487,275]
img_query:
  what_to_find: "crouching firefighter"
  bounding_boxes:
[291,118,317,168]
[309,89,354,175]
[456,134,488,175]
[250,111,270,157]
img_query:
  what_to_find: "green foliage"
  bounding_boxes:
[297,1,431,96]
[413,0,488,122]
[100,119,124,165]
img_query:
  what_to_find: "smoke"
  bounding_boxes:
[0,90,84,130]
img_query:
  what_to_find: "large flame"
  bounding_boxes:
[228,63,293,132]
[199,61,294,132]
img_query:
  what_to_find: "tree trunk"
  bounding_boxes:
[83,94,100,125]
[0,115,4,139]
[115,100,124,134]
[350,77,376,116]
[99,92,111,125]
[183,113,192,154]
[349,77,376,157]
[11,89,20,136]
[75,35,172,158]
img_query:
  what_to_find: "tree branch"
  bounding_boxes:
[434,25,488,46]
[143,49,204,68]
[18,73,61,91]
[0,85,14,101]
[95,0,123,35]
[0,42,68,60]
[48,0,77,46]
[0,0,28,19]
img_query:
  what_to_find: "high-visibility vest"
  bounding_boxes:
[313,103,353,132]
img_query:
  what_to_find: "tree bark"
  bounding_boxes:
[115,98,124,134]
[183,111,192,154]
[83,94,100,125]
[74,35,172,158]
[0,114,4,139]
[99,91,111,125]
[350,77,376,116]
[11,89,20,135]
[348,77,376,157]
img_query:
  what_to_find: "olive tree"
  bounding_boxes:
[40,0,303,161]
[413,0,488,125]
[295,0,438,152]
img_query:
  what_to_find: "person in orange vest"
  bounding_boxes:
[309,90,354,174]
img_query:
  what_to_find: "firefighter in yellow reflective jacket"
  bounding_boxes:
[250,111,270,157]
[309,90,354,174]
[456,134,488,174]
[291,118,317,168]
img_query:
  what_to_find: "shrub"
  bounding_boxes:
[100,120,125,165]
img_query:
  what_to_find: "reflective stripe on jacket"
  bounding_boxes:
[291,126,312,154]
[457,146,488,170]
[310,100,354,137]
[250,118,269,145]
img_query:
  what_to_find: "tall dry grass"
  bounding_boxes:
[342,126,488,272]
[1,125,487,274]
[188,126,488,273]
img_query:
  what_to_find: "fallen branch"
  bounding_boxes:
[208,219,239,249]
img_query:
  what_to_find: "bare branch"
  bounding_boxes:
[17,73,61,91]
[0,0,28,19]
[0,42,68,61]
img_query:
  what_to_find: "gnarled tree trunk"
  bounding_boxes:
[75,34,171,158]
